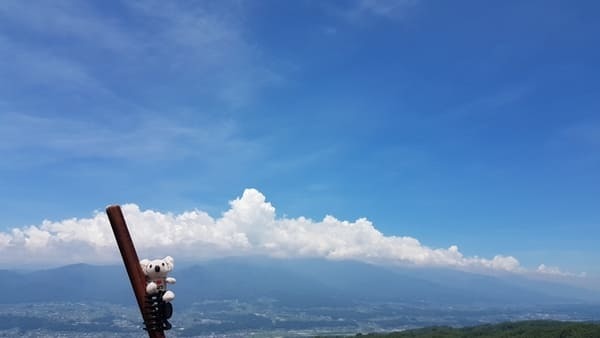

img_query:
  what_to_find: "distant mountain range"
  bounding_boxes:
[2,257,598,307]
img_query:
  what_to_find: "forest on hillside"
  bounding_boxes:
[333,320,600,338]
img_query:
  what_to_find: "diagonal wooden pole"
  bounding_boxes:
[106,205,166,338]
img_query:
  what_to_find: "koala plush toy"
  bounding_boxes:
[140,256,176,302]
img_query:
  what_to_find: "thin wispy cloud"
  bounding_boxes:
[330,0,420,22]
[0,36,99,91]
[356,0,419,18]
[0,111,258,165]
[0,0,281,107]
[433,84,534,124]
[0,1,277,168]
[561,121,600,148]
[0,1,134,52]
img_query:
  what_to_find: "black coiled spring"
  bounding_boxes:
[143,291,173,331]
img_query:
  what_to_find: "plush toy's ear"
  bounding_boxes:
[140,259,150,271]
[164,256,174,267]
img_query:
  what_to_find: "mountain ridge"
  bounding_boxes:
[2,257,598,307]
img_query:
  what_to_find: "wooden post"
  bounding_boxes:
[106,205,166,338]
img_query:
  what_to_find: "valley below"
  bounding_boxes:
[1,298,598,336]
[1,258,598,337]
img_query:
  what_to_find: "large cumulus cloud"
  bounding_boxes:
[1,188,522,271]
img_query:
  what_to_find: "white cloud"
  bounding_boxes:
[537,264,586,278]
[0,188,537,273]
[332,0,419,22]
[357,0,419,18]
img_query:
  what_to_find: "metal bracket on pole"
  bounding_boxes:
[106,205,166,338]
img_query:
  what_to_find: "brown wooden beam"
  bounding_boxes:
[106,205,166,338]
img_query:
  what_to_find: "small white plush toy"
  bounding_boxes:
[140,256,176,302]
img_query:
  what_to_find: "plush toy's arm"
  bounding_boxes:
[166,277,176,284]
[146,281,158,294]
[163,290,175,302]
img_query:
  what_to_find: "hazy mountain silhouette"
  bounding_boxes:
[2,258,597,307]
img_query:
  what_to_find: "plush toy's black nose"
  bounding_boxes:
[155,266,160,272]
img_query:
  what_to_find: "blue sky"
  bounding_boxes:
[0,1,599,277]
